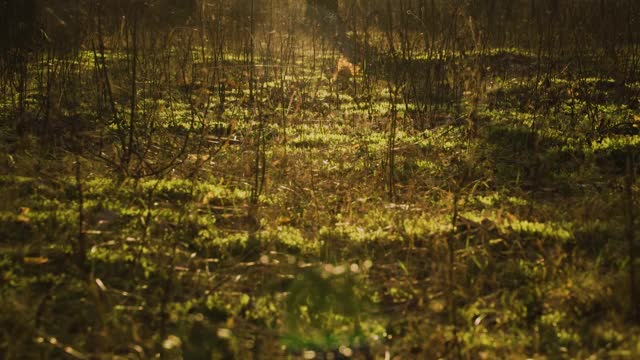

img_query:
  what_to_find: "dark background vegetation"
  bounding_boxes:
[1,0,640,358]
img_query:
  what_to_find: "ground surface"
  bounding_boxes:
[1,46,640,359]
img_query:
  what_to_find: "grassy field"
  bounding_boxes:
[1,35,640,359]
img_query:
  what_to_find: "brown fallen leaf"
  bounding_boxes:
[16,207,31,223]
[24,256,49,265]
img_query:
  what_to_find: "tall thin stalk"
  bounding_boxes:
[124,5,140,172]
[625,151,639,322]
